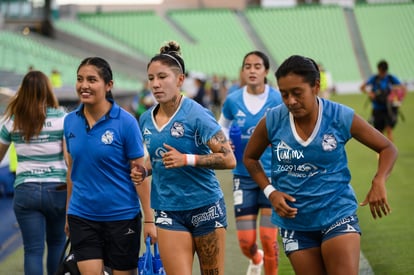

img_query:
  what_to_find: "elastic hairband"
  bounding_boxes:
[162,53,183,73]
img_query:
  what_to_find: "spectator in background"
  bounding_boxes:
[64,57,155,275]
[227,69,247,96]
[132,40,236,275]
[181,72,198,99]
[50,69,62,89]
[244,55,397,275]
[219,51,282,275]
[360,60,407,142]
[131,80,156,120]
[0,142,16,197]
[0,89,17,197]
[0,70,67,275]
[205,74,223,118]
[318,63,335,99]
[192,77,208,108]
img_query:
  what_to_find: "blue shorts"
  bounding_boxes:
[279,215,361,256]
[154,197,227,237]
[233,176,271,217]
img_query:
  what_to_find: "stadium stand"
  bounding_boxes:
[246,5,361,83]
[354,2,414,81]
[78,11,182,58]
[167,9,256,79]
[77,9,256,80]
[1,2,413,95]
[0,30,78,83]
[53,19,141,59]
[0,29,140,92]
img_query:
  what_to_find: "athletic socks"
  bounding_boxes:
[260,226,279,275]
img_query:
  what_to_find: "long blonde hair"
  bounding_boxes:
[4,70,59,141]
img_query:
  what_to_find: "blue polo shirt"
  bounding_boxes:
[64,100,144,221]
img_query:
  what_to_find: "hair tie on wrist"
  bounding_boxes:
[143,167,148,178]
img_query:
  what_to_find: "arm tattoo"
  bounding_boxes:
[197,154,224,167]
[211,130,227,145]
[196,130,232,168]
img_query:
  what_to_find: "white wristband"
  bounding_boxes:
[263,185,277,199]
[186,154,197,166]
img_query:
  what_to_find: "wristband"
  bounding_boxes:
[142,167,152,178]
[263,185,277,199]
[144,221,154,223]
[185,154,197,166]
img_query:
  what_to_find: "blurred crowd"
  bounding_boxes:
[129,71,276,120]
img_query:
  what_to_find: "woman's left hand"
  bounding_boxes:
[162,143,186,168]
[360,177,391,219]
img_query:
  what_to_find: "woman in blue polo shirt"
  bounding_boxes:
[64,57,156,274]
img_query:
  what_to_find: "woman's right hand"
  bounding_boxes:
[269,191,298,219]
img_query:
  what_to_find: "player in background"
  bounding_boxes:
[219,51,283,275]
[360,59,407,142]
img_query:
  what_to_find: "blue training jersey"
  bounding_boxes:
[64,100,144,221]
[139,97,224,211]
[266,98,358,231]
[221,85,282,178]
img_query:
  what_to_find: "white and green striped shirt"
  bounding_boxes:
[0,107,67,187]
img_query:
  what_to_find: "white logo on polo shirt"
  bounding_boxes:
[101,130,114,145]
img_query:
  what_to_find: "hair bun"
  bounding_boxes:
[160,40,182,57]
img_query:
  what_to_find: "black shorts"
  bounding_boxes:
[372,107,398,131]
[68,213,141,271]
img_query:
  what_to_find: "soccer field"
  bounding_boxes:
[0,93,412,274]
[335,93,414,275]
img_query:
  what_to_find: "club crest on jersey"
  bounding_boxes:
[322,134,337,151]
[170,122,184,138]
[101,130,114,145]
